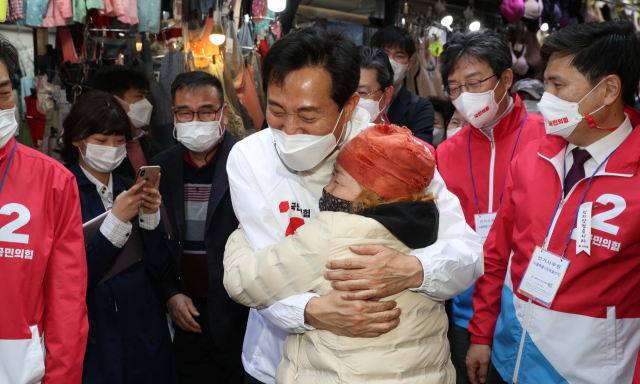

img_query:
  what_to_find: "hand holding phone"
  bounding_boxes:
[134,166,161,195]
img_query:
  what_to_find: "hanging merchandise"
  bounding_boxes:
[247,51,266,113]
[6,0,25,22]
[235,62,265,130]
[99,0,138,26]
[43,0,71,27]
[413,34,446,99]
[34,75,54,115]
[138,0,162,33]
[582,0,604,22]
[501,0,525,23]
[523,0,543,19]
[24,94,45,148]
[159,49,185,100]
[24,0,48,27]
[510,42,529,76]
[237,14,254,56]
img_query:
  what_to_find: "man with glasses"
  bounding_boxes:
[371,26,435,143]
[357,46,395,125]
[435,29,545,384]
[150,71,249,383]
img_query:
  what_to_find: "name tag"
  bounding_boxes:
[474,212,497,244]
[576,202,592,256]
[517,247,570,308]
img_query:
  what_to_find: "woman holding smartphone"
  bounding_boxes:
[56,92,177,384]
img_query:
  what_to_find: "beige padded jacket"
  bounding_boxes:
[224,211,454,384]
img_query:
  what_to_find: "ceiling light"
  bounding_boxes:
[209,9,226,45]
[469,21,481,31]
[268,0,286,12]
[540,23,549,32]
[441,15,453,27]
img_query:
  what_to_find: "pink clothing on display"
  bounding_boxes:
[43,0,72,27]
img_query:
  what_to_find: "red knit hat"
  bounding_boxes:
[337,124,435,201]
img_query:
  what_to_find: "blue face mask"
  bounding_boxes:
[318,189,353,213]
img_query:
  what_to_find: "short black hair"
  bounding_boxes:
[540,20,640,101]
[56,91,132,167]
[170,71,224,104]
[359,46,393,91]
[0,34,18,79]
[428,96,455,124]
[370,26,416,59]
[440,29,511,88]
[92,65,150,98]
[262,27,360,109]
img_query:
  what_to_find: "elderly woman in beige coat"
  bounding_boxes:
[224,124,455,384]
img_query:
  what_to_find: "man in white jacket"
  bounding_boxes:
[225,27,484,384]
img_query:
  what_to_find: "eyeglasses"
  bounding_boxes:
[174,105,223,123]
[357,88,384,99]
[445,75,497,98]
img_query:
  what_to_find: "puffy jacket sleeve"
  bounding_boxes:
[408,168,484,300]
[224,213,332,309]
[42,175,88,384]
[227,144,321,333]
[468,161,517,345]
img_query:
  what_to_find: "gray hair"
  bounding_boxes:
[0,34,19,79]
[440,29,512,88]
[358,46,393,91]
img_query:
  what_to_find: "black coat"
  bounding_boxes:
[149,131,249,351]
[387,86,435,144]
[70,162,177,384]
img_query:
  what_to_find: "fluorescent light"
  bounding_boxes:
[540,23,549,32]
[441,15,453,27]
[469,21,481,31]
[267,0,286,12]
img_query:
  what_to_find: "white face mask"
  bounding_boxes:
[80,141,127,174]
[537,78,606,138]
[390,59,408,86]
[448,127,462,137]
[357,93,385,123]
[174,106,225,153]
[0,107,18,148]
[432,127,445,146]
[451,78,508,128]
[117,97,153,128]
[272,109,347,172]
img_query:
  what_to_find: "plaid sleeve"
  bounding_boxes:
[99,212,133,248]
[138,208,160,231]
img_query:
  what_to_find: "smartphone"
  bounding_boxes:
[133,166,161,195]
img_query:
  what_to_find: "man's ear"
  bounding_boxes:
[603,75,622,107]
[222,104,229,127]
[343,92,361,123]
[407,58,413,73]
[382,86,394,109]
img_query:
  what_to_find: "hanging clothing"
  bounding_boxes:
[237,17,254,56]
[100,0,138,25]
[247,51,265,113]
[138,0,161,33]
[234,63,264,131]
[24,0,48,27]
[159,49,184,100]
[6,0,25,22]
[24,95,45,148]
[42,0,71,27]
[17,45,33,78]
[257,38,268,63]
[0,0,8,22]
[204,60,247,139]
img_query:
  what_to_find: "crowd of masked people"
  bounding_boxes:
[1,17,638,384]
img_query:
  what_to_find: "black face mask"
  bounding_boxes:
[319,188,353,213]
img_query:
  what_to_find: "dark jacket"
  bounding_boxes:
[70,162,177,384]
[114,133,164,180]
[387,86,435,144]
[149,131,249,351]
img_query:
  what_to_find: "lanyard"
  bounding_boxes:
[468,112,528,214]
[542,143,619,257]
[0,140,17,196]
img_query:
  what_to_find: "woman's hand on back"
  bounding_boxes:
[111,179,145,223]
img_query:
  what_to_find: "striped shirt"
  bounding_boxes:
[181,149,220,298]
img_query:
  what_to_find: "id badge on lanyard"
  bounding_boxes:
[518,144,618,308]
[474,212,497,244]
[517,247,570,308]
[468,113,527,244]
